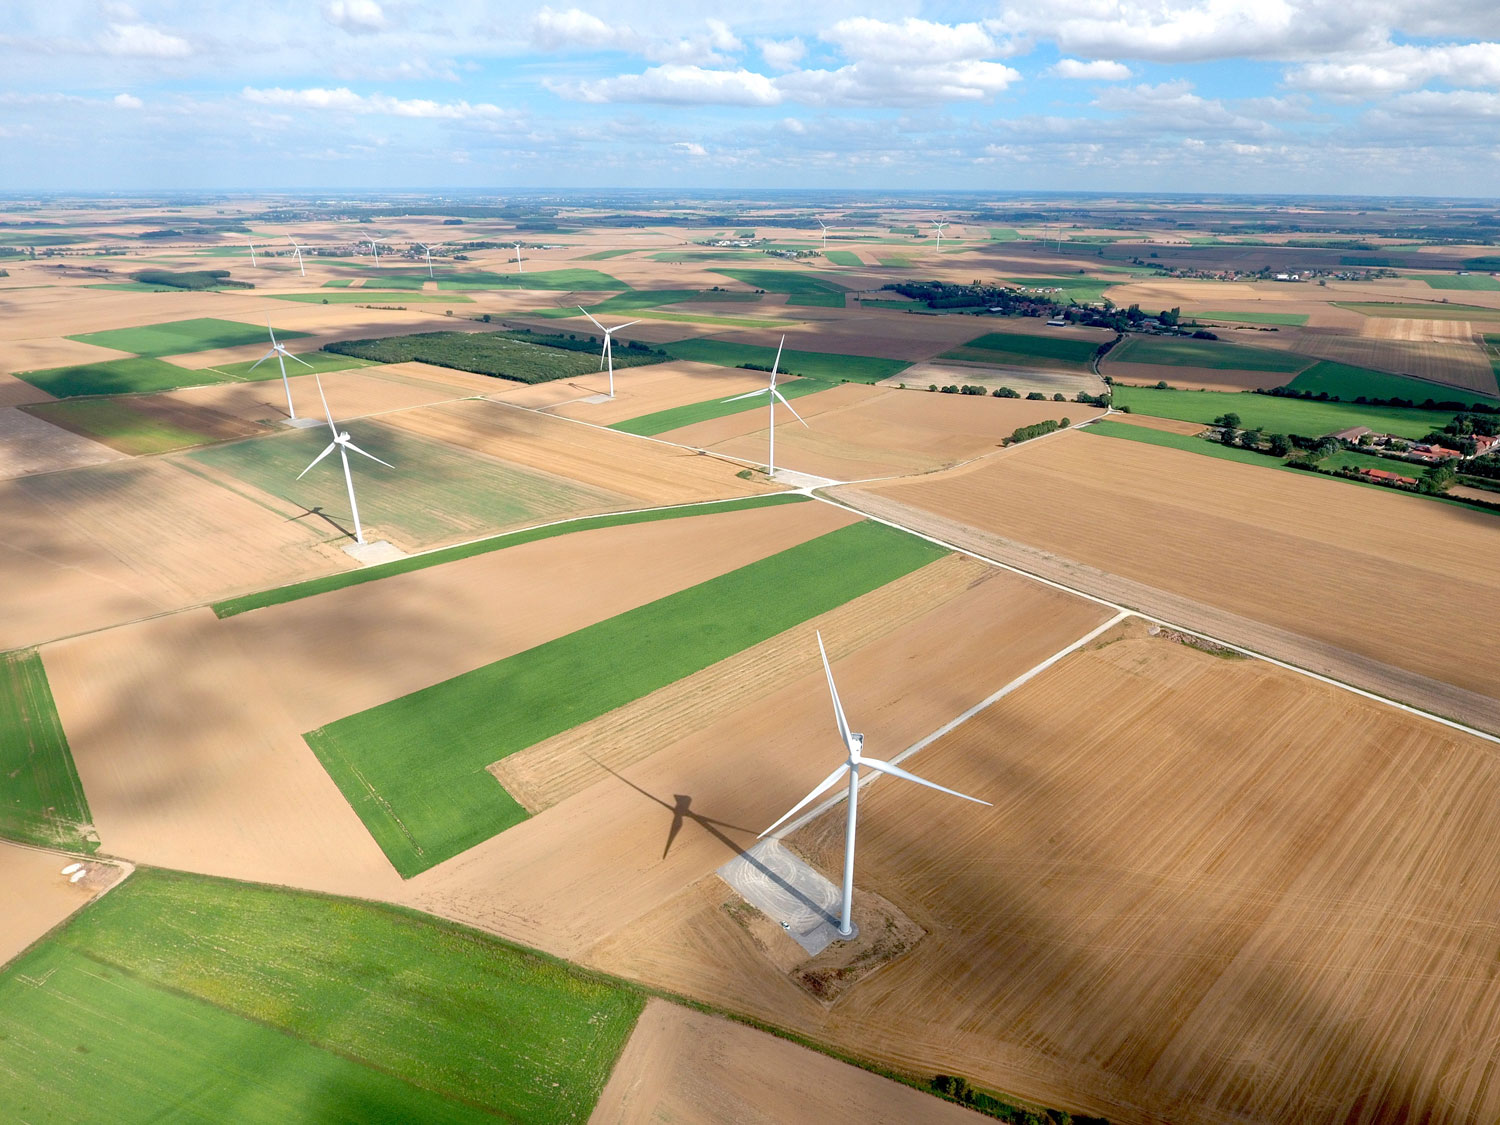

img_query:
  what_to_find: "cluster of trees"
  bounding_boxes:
[930,383,990,395]
[130,268,252,291]
[1007,418,1069,444]
[1259,385,1500,414]
[883,280,1061,316]
[930,1074,1102,1124]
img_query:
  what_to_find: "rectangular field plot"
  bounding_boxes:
[1420,274,1500,291]
[1334,301,1500,321]
[711,268,849,307]
[0,649,94,852]
[1199,309,1310,325]
[435,268,623,290]
[67,317,310,358]
[661,338,910,383]
[1112,384,1454,438]
[823,250,864,266]
[1109,334,1313,373]
[25,395,265,455]
[17,356,220,398]
[305,520,945,876]
[3,868,640,1123]
[939,330,1101,371]
[1286,359,1500,406]
[184,421,631,550]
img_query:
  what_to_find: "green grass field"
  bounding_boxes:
[1321,448,1418,474]
[526,289,762,320]
[434,268,623,291]
[939,330,1100,371]
[574,248,637,260]
[0,232,85,246]
[1114,385,1454,439]
[877,253,913,267]
[823,251,864,266]
[269,291,469,304]
[1419,275,1500,291]
[712,268,849,307]
[83,281,177,292]
[660,338,910,383]
[67,318,309,358]
[1198,310,1310,326]
[0,649,94,852]
[322,278,354,287]
[1287,360,1500,406]
[1083,418,1280,466]
[306,520,945,875]
[324,329,665,384]
[205,350,379,381]
[1002,276,1117,303]
[612,377,837,436]
[16,356,217,398]
[2,868,641,1123]
[212,494,809,618]
[988,228,1020,241]
[1333,302,1500,321]
[185,421,624,548]
[1109,335,1313,373]
[23,398,227,455]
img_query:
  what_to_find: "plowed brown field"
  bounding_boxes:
[588,629,1500,1125]
[850,430,1500,710]
[0,844,128,967]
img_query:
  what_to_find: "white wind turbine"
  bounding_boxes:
[296,374,393,546]
[247,239,258,267]
[365,236,387,267]
[577,306,640,399]
[249,319,312,422]
[286,236,308,277]
[818,218,830,250]
[720,335,806,479]
[931,220,948,251]
[761,632,990,939]
[416,242,439,279]
[513,241,524,273]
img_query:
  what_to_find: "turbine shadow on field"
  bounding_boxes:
[283,503,355,541]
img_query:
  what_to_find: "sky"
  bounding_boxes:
[1,0,1498,196]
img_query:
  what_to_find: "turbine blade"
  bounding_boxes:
[314,374,338,438]
[721,389,766,403]
[266,319,278,346]
[817,632,854,750]
[343,441,393,469]
[285,350,313,369]
[773,389,809,428]
[612,319,640,331]
[759,763,850,838]
[296,442,338,479]
[770,335,785,381]
[577,306,606,331]
[859,757,991,806]
[249,349,275,371]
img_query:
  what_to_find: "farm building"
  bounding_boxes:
[1358,467,1418,485]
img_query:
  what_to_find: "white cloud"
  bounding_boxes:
[550,65,781,106]
[1386,89,1500,118]
[241,87,514,120]
[112,93,143,109]
[1051,58,1133,80]
[822,17,1005,65]
[322,0,388,35]
[95,21,192,59]
[780,60,1021,106]
[1285,42,1500,96]
[672,141,707,156]
[758,37,805,72]
[530,6,635,52]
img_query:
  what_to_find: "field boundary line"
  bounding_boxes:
[766,610,1130,839]
[815,488,1500,749]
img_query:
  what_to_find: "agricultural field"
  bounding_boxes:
[67,317,308,357]
[1198,309,1310,325]
[1112,384,1454,438]
[203,349,378,380]
[660,337,911,382]
[1108,334,1312,373]
[610,373,835,436]
[270,290,469,304]
[939,329,1101,371]
[1284,359,1500,406]
[1419,274,1500,290]
[711,268,850,306]
[437,268,622,290]
[0,406,126,477]
[823,250,864,266]
[25,394,266,454]
[325,329,666,384]
[1002,276,1117,302]
[305,519,943,875]
[0,648,93,852]
[1,868,641,1123]
[17,356,220,398]
[1082,416,1276,466]
[1334,301,1500,321]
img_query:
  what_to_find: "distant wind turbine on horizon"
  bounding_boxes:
[514,241,524,273]
[247,239,258,267]
[818,218,830,250]
[365,236,387,267]
[720,335,806,479]
[931,220,948,251]
[286,236,307,277]
[760,632,990,939]
[416,242,439,278]
[249,319,312,422]
[577,305,640,399]
[296,374,393,546]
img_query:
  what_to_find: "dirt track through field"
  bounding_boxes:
[837,433,1500,733]
[589,630,1500,1125]
[591,999,978,1124]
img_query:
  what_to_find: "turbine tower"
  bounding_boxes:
[931,220,948,251]
[365,236,387,267]
[577,306,641,398]
[249,319,312,421]
[720,335,807,479]
[416,242,439,279]
[818,218,829,250]
[296,374,393,546]
[247,239,258,267]
[760,632,990,938]
[286,236,308,277]
[514,241,524,273]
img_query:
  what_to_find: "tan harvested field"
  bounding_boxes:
[0,406,127,476]
[549,360,774,425]
[407,564,1110,957]
[707,309,1010,361]
[1106,413,1206,435]
[658,383,1104,480]
[0,844,128,968]
[893,359,1105,398]
[1103,359,1285,392]
[849,430,1500,723]
[1364,316,1475,343]
[0,457,350,649]
[589,628,1500,1125]
[45,501,856,891]
[1281,329,1498,394]
[381,397,774,504]
[591,999,979,1125]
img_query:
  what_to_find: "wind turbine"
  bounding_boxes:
[931,220,948,251]
[247,239,258,267]
[817,218,830,250]
[514,241,524,273]
[760,632,990,939]
[249,319,311,421]
[365,236,387,267]
[720,335,807,479]
[577,306,640,398]
[286,236,307,277]
[296,374,393,546]
[416,242,439,279]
